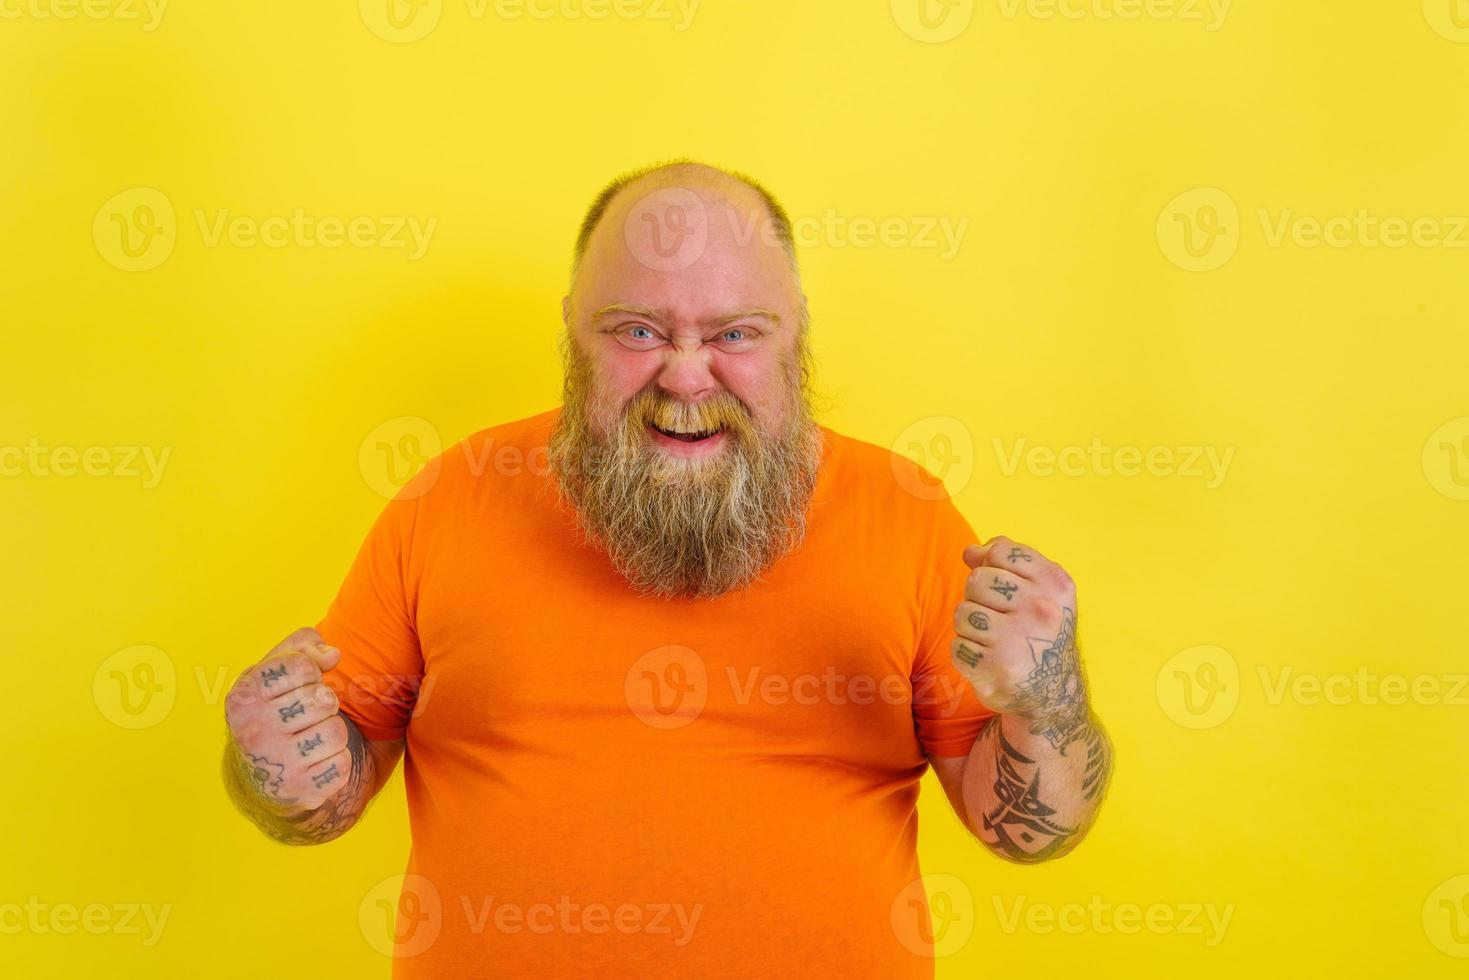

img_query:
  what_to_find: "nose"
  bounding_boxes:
[655,345,718,403]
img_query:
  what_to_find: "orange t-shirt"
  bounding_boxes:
[317,407,995,978]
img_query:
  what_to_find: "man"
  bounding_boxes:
[221,160,1113,977]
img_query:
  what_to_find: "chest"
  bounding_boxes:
[409,531,927,770]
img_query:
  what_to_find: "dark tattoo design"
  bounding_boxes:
[260,663,288,687]
[968,611,990,632]
[1011,608,1089,753]
[956,642,982,667]
[247,753,285,797]
[1007,547,1032,564]
[277,700,305,723]
[311,764,340,789]
[297,732,323,756]
[978,720,1112,862]
[989,577,1018,601]
[1080,730,1108,801]
[982,724,1076,862]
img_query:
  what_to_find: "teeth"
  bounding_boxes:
[654,423,720,436]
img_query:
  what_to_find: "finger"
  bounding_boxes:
[266,683,340,735]
[303,749,353,797]
[271,627,343,673]
[964,564,1026,612]
[951,635,987,673]
[953,600,1005,646]
[970,536,1052,581]
[250,650,324,702]
[288,714,349,765]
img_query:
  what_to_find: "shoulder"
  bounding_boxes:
[394,407,560,504]
[816,424,954,508]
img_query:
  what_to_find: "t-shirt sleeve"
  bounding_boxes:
[314,485,426,743]
[910,485,998,758]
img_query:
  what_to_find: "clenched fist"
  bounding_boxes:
[225,627,353,813]
[949,535,1093,754]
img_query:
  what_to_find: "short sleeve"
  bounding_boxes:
[911,489,998,757]
[314,487,426,742]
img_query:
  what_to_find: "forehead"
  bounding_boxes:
[575,178,796,326]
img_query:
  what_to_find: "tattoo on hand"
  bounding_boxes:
[1011,607,1090,753]
[968,611,990,632]
[1007,548,1032,563]
[247,753,285,798]
[226,712,372,846]
[278,700,305,723]
[261,663,287,688]
[297,733,323,756]
[956,642,982,667]
[990,577,1018,601]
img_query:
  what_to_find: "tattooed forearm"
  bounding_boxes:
[222,712,375,846]
[970,715,1114,864]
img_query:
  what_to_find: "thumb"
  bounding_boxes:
[304,632,343,672]
[962,541,992,569]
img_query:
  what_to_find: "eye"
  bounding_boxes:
[712,326,759,350]
[616,323,665,350]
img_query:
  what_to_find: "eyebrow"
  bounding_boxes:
[591,304,782,329]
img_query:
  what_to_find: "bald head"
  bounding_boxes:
[570,159,801,287]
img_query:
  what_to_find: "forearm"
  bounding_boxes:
[959,709,1113,863]
[222,711,376,846]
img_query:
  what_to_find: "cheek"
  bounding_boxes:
[718,355,789,419]
[593,352,655,405]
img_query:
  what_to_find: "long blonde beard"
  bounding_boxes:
[546,338,823,599]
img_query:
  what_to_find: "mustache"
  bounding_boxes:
[622,386,754,438]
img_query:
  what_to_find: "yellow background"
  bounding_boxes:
[3,1,1467,976]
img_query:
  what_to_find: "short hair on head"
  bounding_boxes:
[569,157,801,287]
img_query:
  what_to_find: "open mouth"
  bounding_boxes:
[649,422,724,443]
